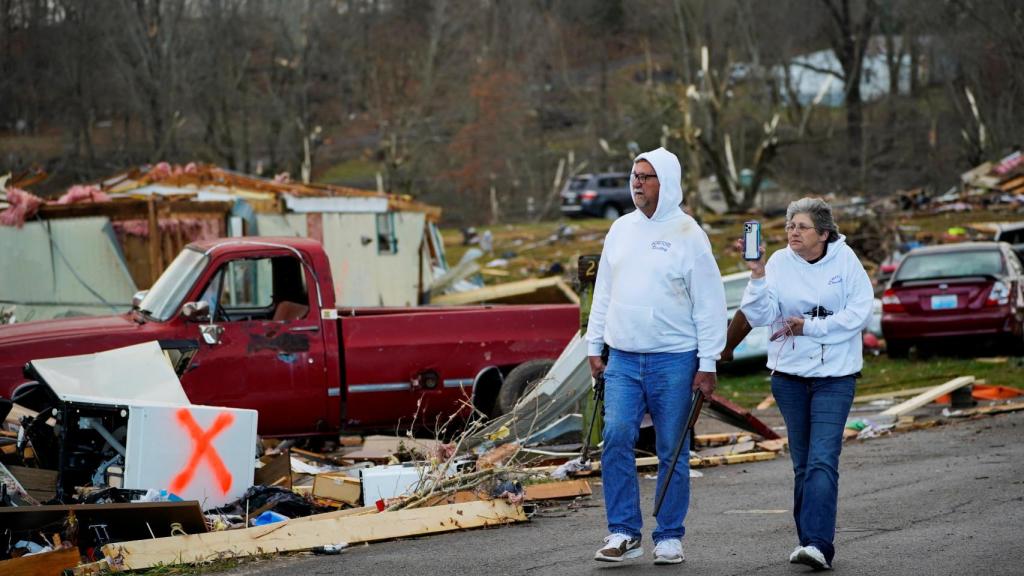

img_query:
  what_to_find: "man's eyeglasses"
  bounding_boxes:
[631,172,658,184]
[784,223,816,233]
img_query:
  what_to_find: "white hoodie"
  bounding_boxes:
[740,235,873,377]
[586,148,727,372]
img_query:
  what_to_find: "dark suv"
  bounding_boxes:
[560,173,634,219]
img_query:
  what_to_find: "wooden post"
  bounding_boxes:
[578,254,603,449]
[147,195,161,287]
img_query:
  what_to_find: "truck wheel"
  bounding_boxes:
[496,359,555,415]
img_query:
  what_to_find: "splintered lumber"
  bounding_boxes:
[952,401,1024,418]
[694,433,753,448]
[525,479,591,501]
[528,451,775,475]
[431,276,579,306]
[691,451,777,467]
[0,501,207,540]
[853,386,935,404]
[756,438,788,452]
[877,376,975,421]
[696,440,756,458]
[6,465,57,503]
[0,548,80,576]
[103,500,527,570]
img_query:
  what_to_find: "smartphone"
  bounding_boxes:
[743,221,761,261]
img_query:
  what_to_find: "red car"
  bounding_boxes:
[881,242,1024,357]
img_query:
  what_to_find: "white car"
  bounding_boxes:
[722,270,769,361]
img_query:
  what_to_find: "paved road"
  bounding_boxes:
[230,410,1024,575]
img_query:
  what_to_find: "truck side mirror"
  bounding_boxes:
[181,301,211,323]
[131,290,149,310]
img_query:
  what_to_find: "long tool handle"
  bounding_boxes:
[579,374,604,463]
[653,389,704,517]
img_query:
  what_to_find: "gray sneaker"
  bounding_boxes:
[653,538,684,565]
[794,545,831,570]
[594,533,643,562]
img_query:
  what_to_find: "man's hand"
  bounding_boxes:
[693,371,717,397]
[588,355,605,380]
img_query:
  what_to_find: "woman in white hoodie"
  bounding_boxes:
[739,197,873,570]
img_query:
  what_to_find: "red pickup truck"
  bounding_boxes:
[0,238,578,436]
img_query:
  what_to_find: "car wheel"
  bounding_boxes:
[496,359,555,415]
[602,204,621,220]
[886,339,909,359]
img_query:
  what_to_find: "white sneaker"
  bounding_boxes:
[653,538,684,565]
[594,533,643,562]
[794,545,831,570]
[789,546,804,563]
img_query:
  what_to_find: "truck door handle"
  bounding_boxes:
[290,325,320,332]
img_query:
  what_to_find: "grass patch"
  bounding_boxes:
[717,353,1024,408]
[318,158,378,185]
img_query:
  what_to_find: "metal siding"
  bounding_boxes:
[376,212,425,306]
[320,213,378,306]
[0,217,136,320]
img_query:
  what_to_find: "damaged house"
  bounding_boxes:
[0,164,446,321]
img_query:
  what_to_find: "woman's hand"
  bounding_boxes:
[734,239,767,278]
[785,316,804,336]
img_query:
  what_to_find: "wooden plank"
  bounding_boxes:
[7,465,57,502]
[431,276,578,306]
[0,462,38,505]
[0,501,206,539]
[853,386,935,403]
[953,401,1024,418]
[696,440,756,458]
[690,451,778,467]
[0,548,80,576]
[878,376,975,420]
[146,195,162,286]
[103,500,526,570]
[694,433,753,447]
[254,451,291,488]
[524,479,591,501]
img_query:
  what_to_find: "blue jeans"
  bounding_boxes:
[771,373,856,564]
[601,348,696,543]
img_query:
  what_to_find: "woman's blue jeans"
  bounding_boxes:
[771,373,856,564]
[601,348,696,543]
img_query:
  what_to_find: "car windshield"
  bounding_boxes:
[723,277,746,309]
[567,177,589,191]
[138,248,209,321]
[895,250,1003,282]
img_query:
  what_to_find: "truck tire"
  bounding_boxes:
[496,359,555,415]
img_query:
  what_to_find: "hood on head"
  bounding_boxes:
[632,147,684,221]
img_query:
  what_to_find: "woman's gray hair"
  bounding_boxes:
[786,197,840,242]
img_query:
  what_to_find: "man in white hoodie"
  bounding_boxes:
[587,147,726,565]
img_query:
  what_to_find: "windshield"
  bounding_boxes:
[895,250,1003,282]
[138,248,209,321]
[567,177,589,191]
